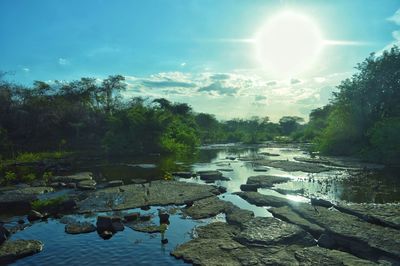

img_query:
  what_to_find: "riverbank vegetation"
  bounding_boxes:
[1,47,399,165]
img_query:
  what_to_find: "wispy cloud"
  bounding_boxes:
[58,58,69,65]
[323,40,374,46]
[387,9,400,25]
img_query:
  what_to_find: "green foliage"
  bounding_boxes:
[42,171,53,183]
[21,173,36,183]
[31,196,66,212]
[3,171,16,185]
[15,151,69,162]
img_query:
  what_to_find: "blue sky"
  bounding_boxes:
[1,0,400,120]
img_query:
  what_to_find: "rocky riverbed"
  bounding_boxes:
[0,143,399,265]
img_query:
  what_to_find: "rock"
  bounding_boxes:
[259,152,280,157]
[216,186,227,194]
[50,182,66,188]
[65,222,96,234]
[127,223,162,233]
[335,202,400,230]
[124,212,140,222]
[97,230,113,240]
[77,179,96,190]
[240,184,258,192]
[290,203,400,261]
[77,180,221,213]
[273,188,304,195]
[139,215,151,222]
[256,160,329,173]
[226,156,236,160]
[317,233,336,248]
[0,225,10,245]
[183,196,235,219]
[52,172,93,183]
[235,192,291,207]
[27,210,43,222]
[253,167,269,172]
[130,179,147,184]
[66,183,77,189]
[234,217,315,247]
[269,206,324,238]
[246,175,291,189]
[96,216,123,232]
[0,187,54,212]
[225,207,254,229]
[197,171,229,182]
[172,172,195,178]
[0,240,43,264]
[106,180,124,187]
[310,197,333,208]
[216,168,234,172]
[158,211,170,224]
[295,246,377,265]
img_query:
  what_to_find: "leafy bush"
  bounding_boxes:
[31,196,66,212]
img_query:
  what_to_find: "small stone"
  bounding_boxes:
[124,212,140,222]
[65,222,96,234]
[139,215,152,222]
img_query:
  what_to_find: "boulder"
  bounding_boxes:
[124,212,140,222]
[0,225,10,245]
[240,184,258,192]
[197,171,229,182]
[158,211,170,224]
[0,240,43,264]
[27,210,43,222]
[96,216,124,232]
[65,222,96,234]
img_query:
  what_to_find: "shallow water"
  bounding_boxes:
[6,144,400,265]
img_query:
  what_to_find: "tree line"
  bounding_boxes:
[0,73,304,158]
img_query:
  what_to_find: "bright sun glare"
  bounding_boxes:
[255,11,323,77]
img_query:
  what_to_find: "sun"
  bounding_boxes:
[255,11,323,78]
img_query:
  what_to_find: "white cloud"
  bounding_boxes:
[387,9,400,25]
[180,62,186,67]
[58,58,69,65]
[22,67,30,72]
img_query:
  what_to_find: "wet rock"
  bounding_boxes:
[124,212,140,222]
[0,240,43,264]
[317,233,336,248]
[130,178,147,184]
[245,175,291,189]
[97,230,113,240]
[27,210,43,222]
[78,180,220,213]
[216,186,227,194]
[52,172,93,183]
[96,216,124,232]
[335,202,400,230]
[225,207,254,229]
[226,156,236,160]
[293,157,333,165]
[235,192,291,207]
[197,170,229,182]
[253,167,269,172]
[77,179,96,190]
[0,225,10,245]
[183,196,235,219]
[172,172,195,178]
[106,180,124,187]
[127,223,162,233]
[269,206,324,238]
[139,215,152,222]
[290,203,400,261]
[158,211,170,224]
[216,168,234,172]
[240,184,258,192]
[273,188,304,195]
[310,197,334,208]
[234,217,315,247]
[295,246,377,265]
[259,152,280,157]
[65,222,96,234]
[257,160,329,173]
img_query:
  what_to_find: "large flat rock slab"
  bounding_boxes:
[235,191,291,207]
[256,160,329,173]
[183,196,235,219]
[245,175,291,189]
[234,217,315,247]
[0,240,43,264]
[0,186,54,212]
[77,180,220,213]
[335,202,400,229]
[52,172,93,183]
